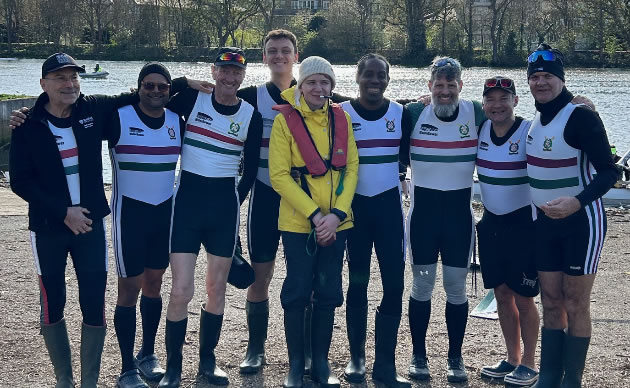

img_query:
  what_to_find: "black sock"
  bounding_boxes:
[445,301,469,359]
[409,297,431,358]
[139,294,162,356]
[114,304,137,373]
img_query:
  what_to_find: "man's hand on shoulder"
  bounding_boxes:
[9,107,29,129]
[187,78,214,94]
[571,95,596,111]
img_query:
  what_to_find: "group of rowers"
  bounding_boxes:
[8,28,618,388]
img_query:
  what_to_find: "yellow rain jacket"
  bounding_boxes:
[269,86,359,234]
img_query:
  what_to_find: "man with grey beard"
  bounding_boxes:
[400,57,484,384]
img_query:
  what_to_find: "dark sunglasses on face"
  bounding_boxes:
[142,82,170,92]
[485,77,513,88]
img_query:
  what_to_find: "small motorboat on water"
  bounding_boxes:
[79,71,109,79]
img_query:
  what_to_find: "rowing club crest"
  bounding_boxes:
[228,120,241,136]
[543,136,554,152]
[384,118,396,132]
[508,139,520,155]
[459,123,470,138]
[167,126,176,140]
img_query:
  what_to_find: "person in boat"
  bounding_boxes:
[94,63,102,73]
[8,52,139,388]
[525,43,619,388]
[157,47,262,387]
[475,76,540,387]
[338,53,411,388]
[268,56,358,388]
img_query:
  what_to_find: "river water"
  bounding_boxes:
[1,58,629,183]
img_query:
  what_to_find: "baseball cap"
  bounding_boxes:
[42,53,85,78]
[483,76,516,96]
[214,47,247,68]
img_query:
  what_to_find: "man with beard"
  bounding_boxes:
[526,44,618,388]
[400,57,484,384]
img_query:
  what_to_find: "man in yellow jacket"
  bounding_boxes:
[269,56,359,388]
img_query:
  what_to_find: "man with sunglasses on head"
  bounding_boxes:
[107,62,186,388]
[400,56,485,384]
[157,47,262,387]
[475,76,540,387]
[525,44,618,388]
[9,52,140,388]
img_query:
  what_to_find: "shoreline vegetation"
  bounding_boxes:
[2,44,630,68]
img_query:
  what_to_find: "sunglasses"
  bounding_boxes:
[218,52,246,65]
[142,82,170,92]
[527,50,562,64]
[485,77,513,88]
[434,58,458,68]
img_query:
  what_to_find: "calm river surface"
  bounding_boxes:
[1,59,628,183]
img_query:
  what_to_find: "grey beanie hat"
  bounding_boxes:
[297,56,336,89]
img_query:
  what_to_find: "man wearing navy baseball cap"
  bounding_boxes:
[9,52,139,388]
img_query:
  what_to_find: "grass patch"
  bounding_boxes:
[0,94,29,101]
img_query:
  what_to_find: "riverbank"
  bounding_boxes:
[3,43,630,68]
[1,185,629,387]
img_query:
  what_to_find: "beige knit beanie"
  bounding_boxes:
[297,56,336,90]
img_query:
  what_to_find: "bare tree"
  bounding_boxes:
[1,0,18,54]
[384,0,440,62]
[254,0,277,38]
[488,0,514,63]
[196,0,260,48]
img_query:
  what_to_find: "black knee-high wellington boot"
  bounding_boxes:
[283,309,305,388]
[344,304,367,383]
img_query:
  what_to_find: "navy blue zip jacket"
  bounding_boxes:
[10,91,138,232]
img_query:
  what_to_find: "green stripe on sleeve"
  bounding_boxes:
[64,165,79,175]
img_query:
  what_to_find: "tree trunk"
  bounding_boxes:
[405,0,427,62]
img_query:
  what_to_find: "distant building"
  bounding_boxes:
[273,0,331,16]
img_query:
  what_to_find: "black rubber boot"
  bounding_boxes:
[372,310,411,388]
[408,298,431,380]
[560,335,590,388]
[198,307,228,385]
[304,303,313,375]
[42,319,76,388]
[310,308,340,388]
[344,305,367,383]
[239,299,269,374]
[283,309,305,388]
[80,323,106,388]
[531,328,565,388]
[158,318,187,388]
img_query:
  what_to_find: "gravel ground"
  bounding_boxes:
[1,185,629,387]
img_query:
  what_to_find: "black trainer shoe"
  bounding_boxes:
[504,365,539,387]
[117,369,149,388]
[480,360,516,379]
[447,357,468,383]
[408,355,430,380]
